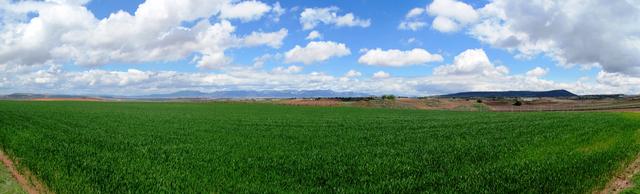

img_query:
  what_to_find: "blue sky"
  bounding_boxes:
[88,0,579,79]
[0,0,638,95]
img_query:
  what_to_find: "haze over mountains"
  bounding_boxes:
[135,90,372,99]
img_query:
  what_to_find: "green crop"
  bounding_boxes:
[0,101,639,193]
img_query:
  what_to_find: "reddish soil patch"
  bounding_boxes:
[351,98,480,110]
[396,98,430,109]
[280,99,341,106]
[0,151,48,194]
[598,154,640,194]
[30,98,103,101]
[483,99,634,112]
[438,99,477,110]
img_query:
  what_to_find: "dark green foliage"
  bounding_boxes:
[514,100,523,106]
[381,94,396,100]
[0,101,639,193]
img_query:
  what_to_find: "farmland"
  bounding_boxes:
[1,101,640,193]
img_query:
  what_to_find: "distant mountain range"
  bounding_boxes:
[440,89,578,98]
[133,90,372,99]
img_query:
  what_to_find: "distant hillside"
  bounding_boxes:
[134,90,372,99]
[441,90,578,98]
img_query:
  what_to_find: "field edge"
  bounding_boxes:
[0,149,49,194]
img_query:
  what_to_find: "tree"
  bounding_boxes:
[513,100,522,106]
[381,94,396,100]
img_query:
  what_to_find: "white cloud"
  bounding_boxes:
[398,7,428,31]
[427,0,478,32]
[405,7,425,18]
[272,65,303,74]
[433,49,509,77]
[398,21,427,31]
[242,28,288,48]
[2,61,638,96]
[344,70,362,77]
[306,30,322,40]
[284,41,351,64]
[195,52,233,70]
[219,0,272,22]
[270,2,285,22]
[596,71,640,88]
[526,67,549,78]
[299,7,370,30]
[358,48,443,67]
[431,17,458,33]
[406,38,419,45]
[252,53,281,68]
[373,71,390,79]
[469,0,640,76]
[1,1,639,96]
[0,0,286,69]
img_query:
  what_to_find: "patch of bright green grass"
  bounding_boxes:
[0,161,25,194]
[0,101,639,193]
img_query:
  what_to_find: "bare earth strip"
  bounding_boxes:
[0,150,48,194]
[598,154,640,193]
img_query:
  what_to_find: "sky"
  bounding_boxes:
[0,0,639,96]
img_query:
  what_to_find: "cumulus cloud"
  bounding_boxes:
[270,2,285,22]
[219,0,272,22]
[526,67,549,78]
[398,7,428,31]
[284,41,351,64]
[242,28,288,48]
[2,60,638,96]
[306,30,322,40]
[373,71,390,79]
[405,7,425,18]
[469,0,640,76]
[344,70,362,77]
[416,0,640,89]
[0,0,286,69]
[596,71,640,88]
[299,7,370,30]
[252,53,281,68]
[426,0,478,32]
[433,49,509,77]
[358,48,443,67]
[272,65,303,74]
[2,1,639,96]
[398,21,428,31]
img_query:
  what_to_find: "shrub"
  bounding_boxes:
[381,95,396,100]
[513,100,522,106]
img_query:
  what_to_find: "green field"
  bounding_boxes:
[1,101,640,193]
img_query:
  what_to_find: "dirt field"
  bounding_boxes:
[484,98,640,112]
[277,98,490,111]
[16,97,640,112]
[278,99,342,106]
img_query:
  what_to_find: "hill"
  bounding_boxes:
[441,89,578,98]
